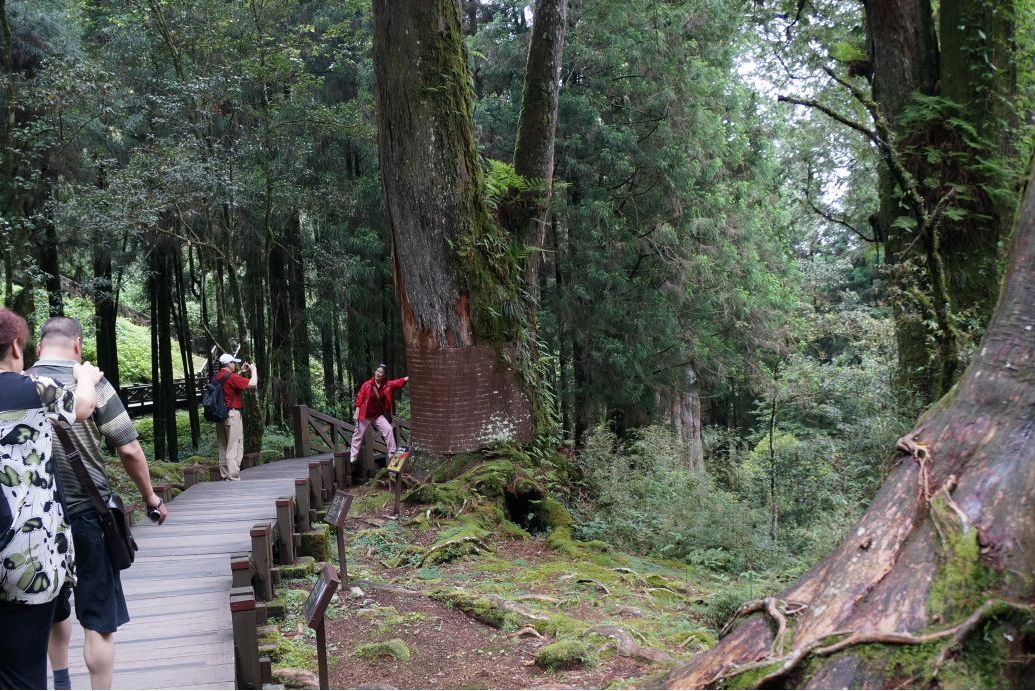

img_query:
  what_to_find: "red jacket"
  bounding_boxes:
[219,367,251,410]
[355,377,407,420]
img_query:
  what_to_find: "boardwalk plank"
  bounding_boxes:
[59,455,322,689]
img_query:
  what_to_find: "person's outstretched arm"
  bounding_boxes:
[115,440,168,524]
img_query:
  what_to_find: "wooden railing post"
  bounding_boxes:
[333,451,351,488]
[294,478,312,533]
[308,462,324,510]
[320,458,334,499]
[360,426,377,480]
[231,589,260,689]
[231,552,253,589]
[250,523,275,601]
[275,498,295,565]
[183,465,201,489]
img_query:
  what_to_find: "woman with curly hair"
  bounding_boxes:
[0,308,101,689]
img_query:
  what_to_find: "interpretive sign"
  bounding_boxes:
[323,491,354,529]
[304,563,340,629]
[387,447,411,473]
[305,563,341,691]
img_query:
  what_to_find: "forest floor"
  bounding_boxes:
[259,470,744,690]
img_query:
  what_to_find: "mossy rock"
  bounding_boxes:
[353,638,412,661]
[535,638,595,670]
[279,556,318,580]
[260,449,281,465]
[419,519,492,566]
[298,526,331,561]
[429,588,526,630]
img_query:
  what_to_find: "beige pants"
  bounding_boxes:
[216,410,244,480]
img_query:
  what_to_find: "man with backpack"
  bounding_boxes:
[209,353,258,481]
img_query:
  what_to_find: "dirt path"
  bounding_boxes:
[271,480,718,689]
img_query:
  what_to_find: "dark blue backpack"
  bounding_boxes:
[202,371,231,422]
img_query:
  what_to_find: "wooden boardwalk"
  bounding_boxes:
[61,455,329,690]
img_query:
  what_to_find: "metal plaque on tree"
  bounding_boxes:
[387,447,411,473]
[304,563,340,628]
[323,491,354,529]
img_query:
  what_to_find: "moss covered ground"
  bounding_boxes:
[253,449,785,689]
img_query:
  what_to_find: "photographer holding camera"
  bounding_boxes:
[29,317,168,690]
[214,352,258,481]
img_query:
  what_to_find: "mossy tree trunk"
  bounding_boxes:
[508,0,566,297]
[664,162,1035,688]
[373,0,483,350]
[865,0,1020,405]
[372,0,566,453]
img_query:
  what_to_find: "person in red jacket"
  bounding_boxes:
[350,364,408,463]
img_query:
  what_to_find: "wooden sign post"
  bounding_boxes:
[387,447,411,516]
[305,563,340,690]
[323,491,354,590]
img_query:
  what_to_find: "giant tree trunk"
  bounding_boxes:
[268,223,294,425]
[373,0,546,453]
[664,163,1035,688]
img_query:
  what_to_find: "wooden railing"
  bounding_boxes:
[292,404,410,464]
[119,375,206,416]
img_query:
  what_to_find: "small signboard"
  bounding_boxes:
[304,563,340,629]
[387,447,411,474]
[323,491,354,529]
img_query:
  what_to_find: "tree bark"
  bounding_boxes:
[92,246,119,391]
[151,236,178,462]
[173,244,199,450]
[670,367,704,471]
[287,212,312,405]
[38,216,63,317]
[509,0,567,296]
[664,162,1035,688]
[864,0,1021,405]
[268,224,293,425]
[373,0,482,350]
[373,0,543,453]
[863,0,941,403]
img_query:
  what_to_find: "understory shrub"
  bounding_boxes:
[570,424,772,571]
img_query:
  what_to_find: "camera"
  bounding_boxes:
[147,503,162,523]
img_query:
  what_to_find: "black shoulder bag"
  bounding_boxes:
[53,425,138,571]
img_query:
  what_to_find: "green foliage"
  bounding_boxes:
[570,425,772,571]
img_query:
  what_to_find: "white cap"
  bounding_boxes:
[219,353,241,365]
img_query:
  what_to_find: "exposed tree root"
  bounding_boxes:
[576,578,611,595]
[720,597,806,638]
[418,535,492,567]
[509,626,545,639]
[709,599,1035,689]
[590,625,675,663]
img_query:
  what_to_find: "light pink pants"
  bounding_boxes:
[350,415,395,462]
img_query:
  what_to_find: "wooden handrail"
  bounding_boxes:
[292,404,409,459]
